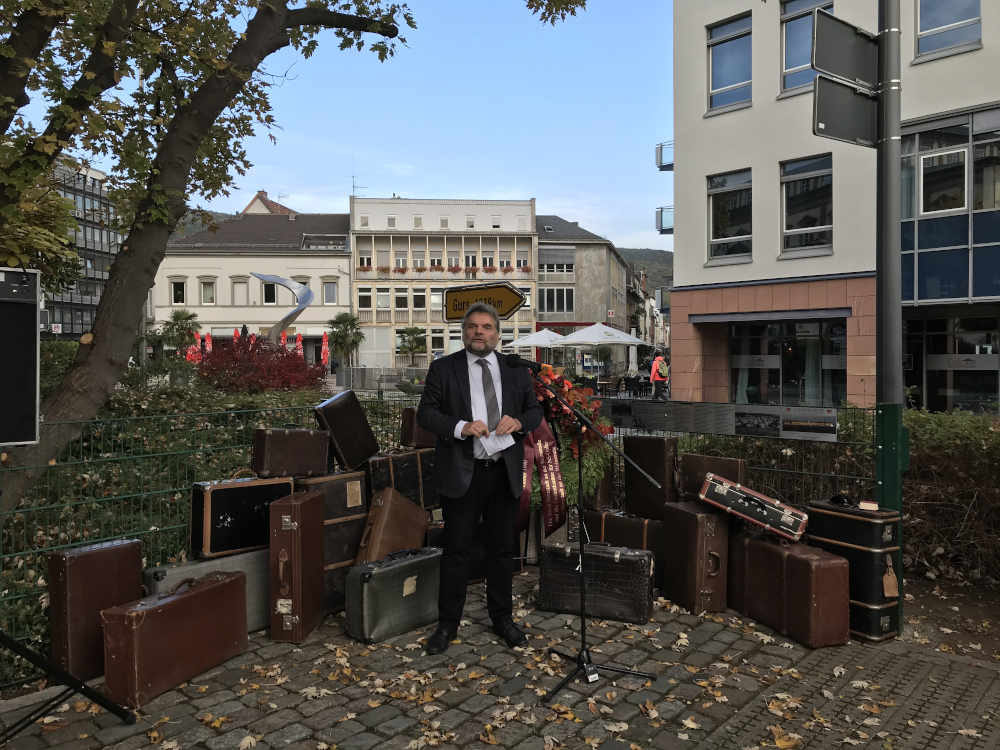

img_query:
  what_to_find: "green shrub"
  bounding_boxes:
[39,340,79,401]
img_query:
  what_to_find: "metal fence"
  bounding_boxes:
[0,393,419,687]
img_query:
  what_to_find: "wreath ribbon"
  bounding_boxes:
[517,417,566,535]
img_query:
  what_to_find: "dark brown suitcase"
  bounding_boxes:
[48,539,143,681]
[366,448,437,510]
[191,476,295,559]
[678,453,746,501]
[583,510,666,588]
[727,529,751,614]
[252,427,329,478]
[101,572,247,708]
[400,407,436,448]
[269,490,325,642]
[661,501,728,614]
[314,390,380,470]
[295,472,369,612]
[744,537,849,648]
[623,436,677,517]
[354,487,428,565]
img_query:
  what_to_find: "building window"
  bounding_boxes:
[171,280,185,304]
[200,280,216,305]
[448,255,460,268]
[921,148,967,214]
[917,0,980,56]
[232,280,248,306]
[465,254,477,268]
[782,1,832,90]
[431,329,445,350]
[540,263,574,273]
[412,288,426,309]
[708,168,753,258]
[376,287,390,309]
[499,258,512,269]
[781,154,833,251]
[395,256,408,268]
[358,254,372,267]
[387,215,396,229]
[490,215,501,229]
[358,287,372,309]
[974,141,1000,210]
[540,287,574,314]
[413,215,423,229]
[360,215,369,228]
[481,255,494,268]
[323,281,338,305]
[263,282,276,305]
[516,257,529,268]
[394,288,408,309]
[708,14,752,110]
[440,217,449,229]
[430,257,443,267]
[430,288,443,311]
[466,216,475,229]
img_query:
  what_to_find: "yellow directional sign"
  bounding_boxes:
[443,281,525,322]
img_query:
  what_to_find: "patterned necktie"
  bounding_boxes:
[477,358,500,431]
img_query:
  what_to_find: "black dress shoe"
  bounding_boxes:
[425,625,457,655]
[492,618,527,648]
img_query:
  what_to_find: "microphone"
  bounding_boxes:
[505,353,542,373]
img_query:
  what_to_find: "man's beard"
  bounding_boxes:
[465,339,494,355]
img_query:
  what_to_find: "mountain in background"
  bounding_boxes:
[171,210,238,239]
[617,247,674,294]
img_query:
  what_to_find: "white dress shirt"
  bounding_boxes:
[454,349,503,459]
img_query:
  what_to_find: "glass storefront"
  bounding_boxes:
[729,320,846,407]
[904,317,1000,412]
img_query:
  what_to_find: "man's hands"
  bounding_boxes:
[461,420,490,438]
[495,415,522,436]
[461,416,523,438]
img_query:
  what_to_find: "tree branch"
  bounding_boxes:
[0,0,68,135]
[284,7,398,38]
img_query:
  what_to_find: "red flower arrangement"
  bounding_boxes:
[533,363,614,457]
[414,266,428,273]
[501,265,515,274]
[465,266,478,272]
[482,265,498,273]
[447,265,462,273]
[393,266,408,274]
[520,264,533,273]
[356,265,372,273]
[376,265,391,274]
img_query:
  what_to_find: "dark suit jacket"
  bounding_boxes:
[417,349,543,499]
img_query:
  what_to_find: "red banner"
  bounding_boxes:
[517,418,566,535]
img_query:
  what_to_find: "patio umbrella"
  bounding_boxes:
[560,322,646,346]
[502,328,566,349]
[321,331,330,366]
[233,328,239,345]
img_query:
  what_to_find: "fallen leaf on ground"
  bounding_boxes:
[681,716,701,730]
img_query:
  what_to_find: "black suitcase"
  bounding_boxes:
[191,477,295,559]
[314,390,380,471]
[807,498,901,548]
[345,547,441,643]
[622,436,677,517]
[367,449,437,510]
[537,543,654,624]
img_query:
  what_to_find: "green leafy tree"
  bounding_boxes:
[328,313,365,369]
[0,0,587,511]
[398,326,426,366]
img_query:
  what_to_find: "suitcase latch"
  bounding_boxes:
[281,515,298,531]
[282,614,300,630]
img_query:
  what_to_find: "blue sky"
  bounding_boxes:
[203,0,675,250]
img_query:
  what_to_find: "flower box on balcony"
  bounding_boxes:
[376,266,391,274]
[356,266,372,273]
[501,266,515,274]
[465,266,479,273]
[482,265,498,273]
[519,265,533,273]
[393,267,408,274]
[414,266,428,273]
[447,265,462,273]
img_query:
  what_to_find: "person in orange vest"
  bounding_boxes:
[650,351,669,401]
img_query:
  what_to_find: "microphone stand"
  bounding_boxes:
[527,369,661,703]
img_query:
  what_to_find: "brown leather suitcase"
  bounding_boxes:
[252,427,329,478]
[583,510,666,588]
[744,537,849,648]
[699,473,808,542]
[727,529,751,614]
[623,436,677,517]
[269,490,325,642]
[354,487,428,565]
[400,407,436,448]
[101,572,248,708]
[314,390,380,470]
[366,448,437,510]
[191,476,294,559]
[678,453,746,501]
[48,540,143,681]
[295,472,369,612]
[661,501,728,614]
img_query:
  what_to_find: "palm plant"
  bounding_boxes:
[161,309,201,354]
[327,313,365,368]
[397,326,427,366]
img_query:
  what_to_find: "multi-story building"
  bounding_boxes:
[156,211,352,365]
[665,0,999,411]
[45,164,122,337]
[350,197,538,367]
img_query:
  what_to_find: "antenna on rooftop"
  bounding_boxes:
[351,175,367,197]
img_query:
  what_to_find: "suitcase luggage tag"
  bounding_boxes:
[882,554,899,598]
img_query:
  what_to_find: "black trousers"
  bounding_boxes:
[438,459,519,629]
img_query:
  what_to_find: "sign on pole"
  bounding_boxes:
[812,9,878,89]
[443,281,525,323]
[813,75,878,147]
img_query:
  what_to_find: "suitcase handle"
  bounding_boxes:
[383,548,421,562]
[278,548,290,595]
[164,577,198,598]
[706,552,721,576]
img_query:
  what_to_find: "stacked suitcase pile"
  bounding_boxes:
[535,434,901,649]
[46,391,448,710]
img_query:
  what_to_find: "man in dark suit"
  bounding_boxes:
[417,303,543,655]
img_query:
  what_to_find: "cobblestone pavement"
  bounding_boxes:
[3,569,1000,750]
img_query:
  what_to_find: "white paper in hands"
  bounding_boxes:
[479,431,515,457]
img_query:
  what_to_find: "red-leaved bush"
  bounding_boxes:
[197,336,326,392]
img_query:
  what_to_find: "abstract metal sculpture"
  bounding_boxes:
[249,272,315,346]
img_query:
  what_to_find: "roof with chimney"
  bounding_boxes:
[536,215,609,242]
[240,190,298,215]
